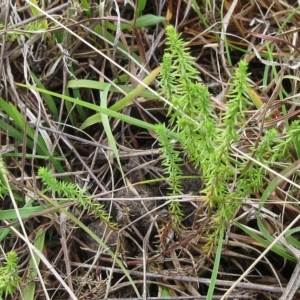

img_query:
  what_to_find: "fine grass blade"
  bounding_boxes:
[0,98,67,176]
[206,228,224,300]
[0,201,69,221]
[236,161,300,262]
[191,0,209,28]
[0,196,70,243]
[284,226,300,250]
[67,79,159,99]
[104,15,166,31]
[16,83,179,141]
[30,72,58,120]
[22,227,46,300]
[75,66,161,130]
[255,160,300,260]
[234,222,295,262]
[100,84,125,180]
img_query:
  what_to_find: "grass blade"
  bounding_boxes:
[206,229,224,300]
[100,84,125,180]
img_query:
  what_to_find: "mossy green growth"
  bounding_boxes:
[38,167,116,227]
[155,25,255,254]
[0,251,20,300]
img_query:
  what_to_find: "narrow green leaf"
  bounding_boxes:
[100,84,125,180]
[16,83,179,141]
[30,72,58,120]
[257,160,300,258]
[234,222,295,261]
[135,15,166,28]
[0,98,67,176]
[0,202,69,220]
[22,227,46,299]
[111,67,161,111]
[0,98,48,154]
[0,119,34,149]
[63,87,77,126]
[67,78,160,99]
[285,227,300,250]
[137,0,147,15]
[79,0,91,17]
[104,15,165,31]
[191,0,209,28]
[80,66,161,129]
[206,229,224,300]
[92,23,141,63]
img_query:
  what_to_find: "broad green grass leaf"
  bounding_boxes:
[0,201,69,220]
[77,113,102,131]
[135,14,166,28]
[161,286,171,297]
[17,82,179,141]
[67,79,159,99]
[104,15,166,31]
[0,201,70,243]
[79,66,161,129]
[28,0,41,15]
[0,228,11,244]
[0,98,26,129]
[109,67,161,111]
